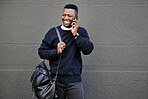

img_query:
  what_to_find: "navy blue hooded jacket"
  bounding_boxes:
[38,25,93,83]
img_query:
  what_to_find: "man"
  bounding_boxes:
[38,4,94,99]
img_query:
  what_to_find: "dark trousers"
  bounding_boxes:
[55,82,84,99]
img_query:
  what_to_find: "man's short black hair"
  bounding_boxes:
[64,4,78,13]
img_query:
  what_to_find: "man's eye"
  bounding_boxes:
[69,16,73,18]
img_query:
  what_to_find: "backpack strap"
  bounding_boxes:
[54,27,62,80]
[55,27,62,42]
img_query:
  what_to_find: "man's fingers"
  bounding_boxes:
[57,42,66,54]
[58,48,62,54]
[60,42,66,47]
[59,48,62,53]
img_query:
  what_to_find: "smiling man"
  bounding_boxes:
[38,4,94,99]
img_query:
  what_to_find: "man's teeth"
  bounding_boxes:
[64,21,70,23]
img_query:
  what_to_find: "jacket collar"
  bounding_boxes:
[61,24,72,31]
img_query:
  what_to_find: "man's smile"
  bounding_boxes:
[64,20,71,24]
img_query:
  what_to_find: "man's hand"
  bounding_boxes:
[57,41,66,54]
[71,19,79,37]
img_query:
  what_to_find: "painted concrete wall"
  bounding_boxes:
[0,0,148,99]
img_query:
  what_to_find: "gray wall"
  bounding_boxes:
[0,0,148,99]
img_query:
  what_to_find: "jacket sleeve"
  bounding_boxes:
[75,28,94,55]
[38,31,59,60]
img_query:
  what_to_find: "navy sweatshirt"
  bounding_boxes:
[38,25,94,83]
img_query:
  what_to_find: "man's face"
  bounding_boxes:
[62,8,77,27]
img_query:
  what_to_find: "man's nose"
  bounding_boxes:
[64,16,69,20]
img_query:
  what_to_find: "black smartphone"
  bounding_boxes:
[72,16,78,22]
[70,16,78,28]
[72,16,78,23]
[75,16,78,20]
